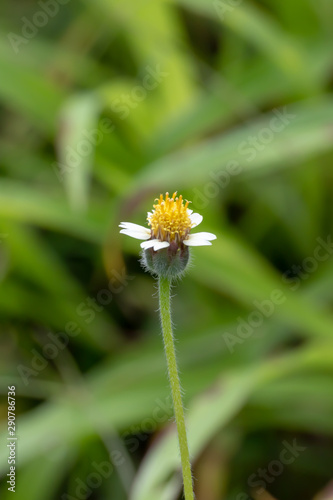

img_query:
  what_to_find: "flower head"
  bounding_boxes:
[119,192,216,277]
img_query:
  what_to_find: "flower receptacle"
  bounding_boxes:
[141,241,190,278]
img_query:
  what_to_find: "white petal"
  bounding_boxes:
[120,229,150,240]
[184,239,212,246]
[119,222,150,233]
[153,241,170,251]
[187,208,193,215]
[183,231,217,246]
[189,213,203,228]
[140,239,160,249]
[141,240,170,251]
[188,231,217,241]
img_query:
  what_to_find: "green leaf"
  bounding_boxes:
[130,342,333,500]
[131,98,333,192]
[0,180,106,242]
[0,38,64,133]
[56,92,102,211]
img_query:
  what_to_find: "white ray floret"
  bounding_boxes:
[189,212,203,228]
[119,222,150,240]
[184,232,217,247]
[141,239,170,251]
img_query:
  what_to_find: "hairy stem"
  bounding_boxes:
[158,275,194,500]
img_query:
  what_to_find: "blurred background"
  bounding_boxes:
[1,0,333,499]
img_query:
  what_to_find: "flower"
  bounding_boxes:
[119,191,216,251]
[119,192,216,278]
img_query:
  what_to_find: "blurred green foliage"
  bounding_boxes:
[0,1,333,499]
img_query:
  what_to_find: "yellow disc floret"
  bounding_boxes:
[148,192,192,243]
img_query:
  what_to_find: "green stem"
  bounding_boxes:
[158,275,194,500]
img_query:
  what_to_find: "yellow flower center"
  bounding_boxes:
[148,192,192,243]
